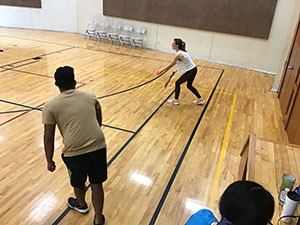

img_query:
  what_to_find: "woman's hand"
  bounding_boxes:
[156,70,162,75]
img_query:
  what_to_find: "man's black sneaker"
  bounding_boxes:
[67,197,89,214]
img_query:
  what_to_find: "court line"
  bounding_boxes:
[51,90,175,225]
[0,102,134,134]
[148,69,225,225]
[76,83,86,89]
[90,68,235,97]
[0,60,39,73]
[107,90,174,166]
[0,75,33,88]
[98,71,167,99]
[6,67,232,97]
[0,47,74,68]
[0,109,33,114]
[0,83,86,126]
[0,85,134,135]
[93,70,165,84]
[102,124,135,134]
[0,99,43,111]
[0,68,86,86]
[0,34,222,72]
[73,65,222,86]
[0,68,233,131]
[208,93,237,208]
[0,102,46,126]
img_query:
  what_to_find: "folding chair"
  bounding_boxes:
[107,24,122,44]
[132,27,146,48]
[85,20,98,39]
[96,22,109,41]
[119,25,133,46]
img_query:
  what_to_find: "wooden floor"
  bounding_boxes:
[0,28,288,225]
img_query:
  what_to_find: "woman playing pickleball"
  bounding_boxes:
[157,38,204,105]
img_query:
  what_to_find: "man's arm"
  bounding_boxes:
[95,101,102,127]
[43,124,56,172]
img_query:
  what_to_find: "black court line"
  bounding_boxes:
[148,69,224,225]
[0,99,42,111]
[0,34,223,72]
[0,100,133,133]
[0,109,33,114]
[98,71,166,99]
[102,124,135,134]
[107,90,174,167]
[0,47,74,68]
[52,91,175,225]
[96,65,220,101]
[0,61,39,74]
[1,60,39,70]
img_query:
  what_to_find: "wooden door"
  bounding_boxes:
[286,85,300,144]
[279,16,300,127]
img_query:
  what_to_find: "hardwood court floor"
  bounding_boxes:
[0,28,288,225]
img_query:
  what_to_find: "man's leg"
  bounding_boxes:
[74,185,87,206]
[62,154,89,213]
[91,183,104,224]
[88,148,107,224]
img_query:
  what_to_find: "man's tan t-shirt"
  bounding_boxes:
[42,89,106,157]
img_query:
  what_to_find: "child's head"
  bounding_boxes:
[219,181,274,225]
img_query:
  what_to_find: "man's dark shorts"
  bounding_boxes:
[62,148,107,187]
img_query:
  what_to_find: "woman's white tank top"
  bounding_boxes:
[176,50,196,73]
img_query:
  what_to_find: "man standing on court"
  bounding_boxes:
[42,66,107,225]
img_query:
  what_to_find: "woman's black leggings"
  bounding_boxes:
[175,66,201,100]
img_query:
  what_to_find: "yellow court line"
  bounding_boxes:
[198,87,235,96]
[215,90,235,96]
[0,75,33,88]
[209,93,237,208]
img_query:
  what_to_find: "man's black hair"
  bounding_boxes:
[54,66,76,89]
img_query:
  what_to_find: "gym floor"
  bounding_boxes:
[0,27,288,225]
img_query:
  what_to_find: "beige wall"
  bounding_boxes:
[1,0,299,77]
